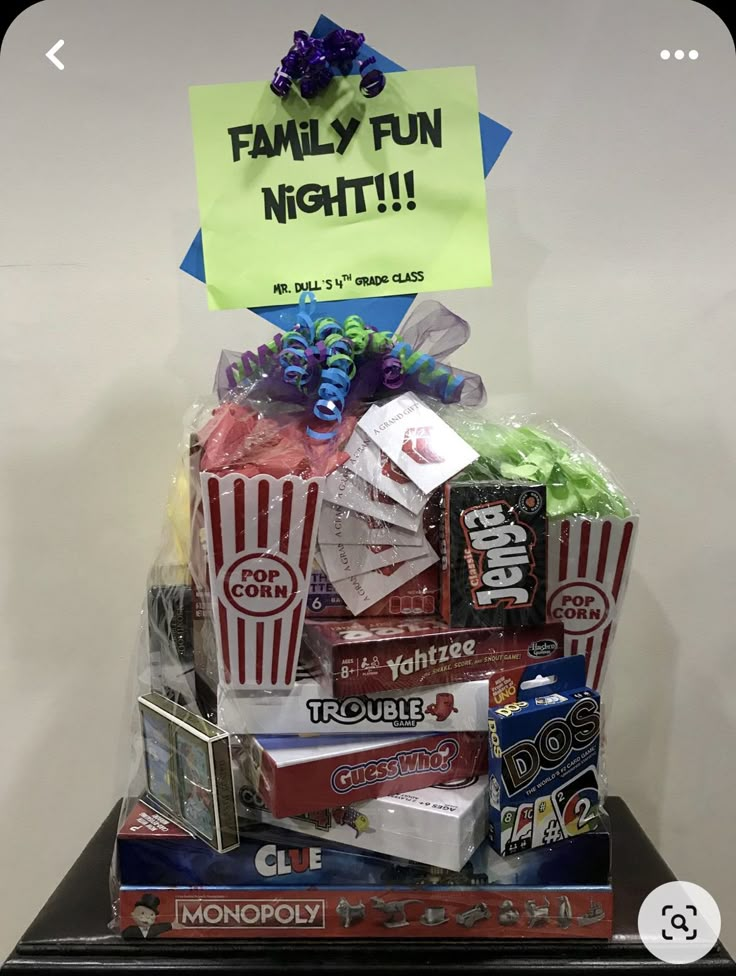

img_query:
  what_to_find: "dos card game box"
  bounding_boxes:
[235,731,487,818]
[138,694,239,853]
[487,657,600,856]
[441,481,547,629]
[304,617,563,696]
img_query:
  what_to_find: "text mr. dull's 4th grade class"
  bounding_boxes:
[273,271,424,296]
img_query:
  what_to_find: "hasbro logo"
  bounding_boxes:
[528,639,558,658]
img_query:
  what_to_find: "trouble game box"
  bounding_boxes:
[234,731,487,818]
[488,657,601,856]
[304,616,563,696]
[218,677,489,735]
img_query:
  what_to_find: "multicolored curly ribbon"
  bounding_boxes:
[226,335,283,388]
[222,293,477,439]
[392,340,465,402]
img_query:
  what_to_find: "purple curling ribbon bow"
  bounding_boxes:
[271,28,385,100]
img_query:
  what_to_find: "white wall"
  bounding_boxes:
[1,0,734,957]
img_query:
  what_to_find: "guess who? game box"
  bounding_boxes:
[441,481,547,629]
[487,657,601,856]
[236,732,487,818]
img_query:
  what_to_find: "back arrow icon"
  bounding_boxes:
[46,39,64,70]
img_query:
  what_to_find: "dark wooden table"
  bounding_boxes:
[3,797,733,973]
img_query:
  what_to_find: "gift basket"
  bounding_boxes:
[111,17,637,943]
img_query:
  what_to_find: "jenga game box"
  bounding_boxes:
[488,656,601,857]
[441,481,547,629]
[304,616,564,696]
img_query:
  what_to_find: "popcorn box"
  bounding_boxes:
[235,731,487,818]
[218,678,489,735]
[547,514,638,688]
[441,481,547,629]
[240,778,488,872]
[304,616,563,695]
[200,472,325,691]
[487,657,600,856]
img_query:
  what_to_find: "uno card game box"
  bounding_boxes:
[487,656,601,856]
[486,658,583,708]
[235,731,487,818]
[241,777,489,872]
[441,481,547,629]
[304,616,563,696]
[138,693,238,853]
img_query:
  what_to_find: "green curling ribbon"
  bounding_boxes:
[449,421,631,519]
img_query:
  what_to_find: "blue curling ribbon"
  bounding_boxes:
[280,292,320,391]
[392,340,465,402]
[287,292,465,439]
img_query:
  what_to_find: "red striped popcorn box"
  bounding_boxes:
[547,515,638,689]
[200,472,325,691]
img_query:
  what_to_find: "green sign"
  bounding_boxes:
[189,66,492,310]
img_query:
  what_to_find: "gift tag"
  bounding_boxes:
[328,546,439,616]
[343,428,428,515]
[325,467,423,531]
[318,540,430,583]
[358,393,478,494]
[318,503,426,547]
